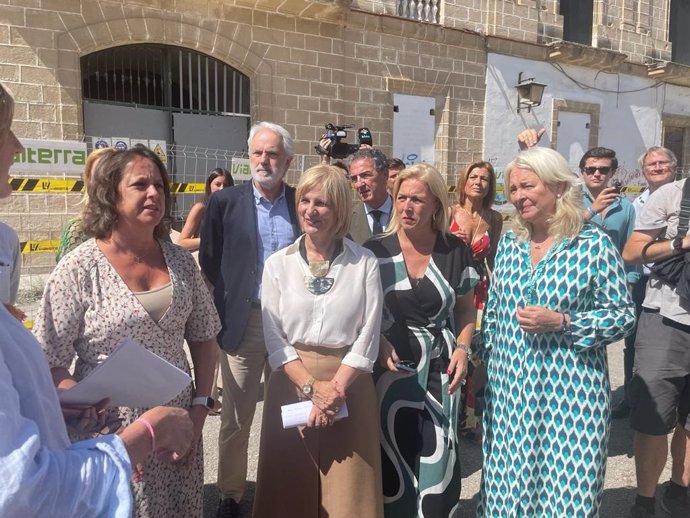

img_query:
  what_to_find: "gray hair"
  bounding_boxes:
[347,147,389,175]
[248,122,294,158]
[639,146,677,168]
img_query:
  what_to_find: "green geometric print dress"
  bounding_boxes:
[478,224,635,517]
[365,233,479,518]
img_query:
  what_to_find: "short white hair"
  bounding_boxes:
[248,122,294,158]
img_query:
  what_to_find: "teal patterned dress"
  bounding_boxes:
[365,233,478,518]
[478,224,635,517]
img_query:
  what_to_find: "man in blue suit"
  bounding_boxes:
[200,122,299,518]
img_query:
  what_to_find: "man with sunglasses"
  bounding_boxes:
[347,148,392,244]
[517,133,637,268]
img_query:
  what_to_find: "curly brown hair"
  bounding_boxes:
[82,145,171,239]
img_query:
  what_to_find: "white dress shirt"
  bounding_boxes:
[261,236,382,372]
[365,194,393,233]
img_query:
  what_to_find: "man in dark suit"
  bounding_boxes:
[347,147,392,244]
[200,122,299,518]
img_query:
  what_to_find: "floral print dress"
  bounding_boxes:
[34,239,221,518]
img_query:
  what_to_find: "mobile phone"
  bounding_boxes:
[394,360,417,373]
[611,179,622,194]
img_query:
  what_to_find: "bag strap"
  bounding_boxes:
[677,179,690,238]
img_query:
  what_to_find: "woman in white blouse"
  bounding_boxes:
[253,164,384,518]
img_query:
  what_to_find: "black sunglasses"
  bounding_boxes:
[582,166,613,175]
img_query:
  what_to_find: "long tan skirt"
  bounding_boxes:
[252,345,383,518]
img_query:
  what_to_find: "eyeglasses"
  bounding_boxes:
[643,160,673,169]
[582,166,612,175]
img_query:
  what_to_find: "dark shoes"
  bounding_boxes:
[661,484,690,517]
[611,399,631,419]
[629,503,655,517]
[217,498,241,518]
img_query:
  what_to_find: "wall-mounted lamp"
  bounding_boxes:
[515,72,546,113]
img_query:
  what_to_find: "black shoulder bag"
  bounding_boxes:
[647,179,690,299]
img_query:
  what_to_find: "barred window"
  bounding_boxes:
[81,44,250,116]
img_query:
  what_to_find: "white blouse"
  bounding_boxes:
[261,236,382,372]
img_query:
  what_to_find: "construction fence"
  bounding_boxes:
[3,139,687,323]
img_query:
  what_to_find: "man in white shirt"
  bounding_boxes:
[613,146,677,419]
[623,155,690,517]
[347,148,392,244]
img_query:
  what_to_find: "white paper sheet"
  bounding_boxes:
[280,400,349,429]
[58,337,192,407]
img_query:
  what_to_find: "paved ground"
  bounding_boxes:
[200,339,673,517]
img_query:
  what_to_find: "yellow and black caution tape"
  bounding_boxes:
[11,178,205,194]
[11,178,84,193]
[171,182,206,193]
[20,240,59,254]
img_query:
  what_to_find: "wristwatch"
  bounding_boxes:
[191,396,215,410]
[672,237,684,252]
[302,377,316,397]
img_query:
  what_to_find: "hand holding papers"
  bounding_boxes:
[58,337,192,408]
[281,400,349,429]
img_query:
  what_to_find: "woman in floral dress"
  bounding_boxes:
[34,145,221,518]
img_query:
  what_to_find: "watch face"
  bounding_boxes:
[302,384,312,396]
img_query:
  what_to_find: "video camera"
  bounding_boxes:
[316,123,373,159]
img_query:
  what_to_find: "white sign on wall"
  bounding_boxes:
[13,139,87,174]
[393,93,435,165]
[231,157,251,181]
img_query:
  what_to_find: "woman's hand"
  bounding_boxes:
[378,336,402,372]
[311,380,345,416]
[172,405,207,464]
[307,403,334,428]
[516,305,564,333]
[447,349,469,395]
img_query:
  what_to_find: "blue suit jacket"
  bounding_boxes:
[199,181,299,352]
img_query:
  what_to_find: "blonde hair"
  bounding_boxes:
[295,164,352,240]
[386,163,450,236]
[0,82,15,146]
[504,147,584,241]
[79,147,116,206]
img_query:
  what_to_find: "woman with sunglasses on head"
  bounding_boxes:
[253,164,384,518]
[478,147,635,517]
[364,163,478,518]
[0,82,196,517]
[33,145,221,518]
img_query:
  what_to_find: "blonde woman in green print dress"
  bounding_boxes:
[479,147,635,517]
[364,163,479,518]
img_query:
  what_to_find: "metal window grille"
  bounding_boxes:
[81,44,250,116]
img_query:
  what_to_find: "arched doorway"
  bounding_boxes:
[81,44,251,215]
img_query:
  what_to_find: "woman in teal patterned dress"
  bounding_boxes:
[478,147,635,517]
[364,164,478,518]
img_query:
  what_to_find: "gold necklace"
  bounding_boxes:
[108,238,155,263]
[460,205,484,242]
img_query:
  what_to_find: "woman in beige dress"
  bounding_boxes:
[253,164,384,518]
[34,145,221,518]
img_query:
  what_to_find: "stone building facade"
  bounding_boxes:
[1,0,689,278]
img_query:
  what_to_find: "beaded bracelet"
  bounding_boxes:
[560,310,571,332]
